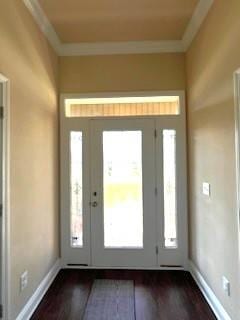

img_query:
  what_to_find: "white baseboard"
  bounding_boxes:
[189,260,232,320]
[16,259,61,320]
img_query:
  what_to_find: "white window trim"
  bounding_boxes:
[60,90,186,121]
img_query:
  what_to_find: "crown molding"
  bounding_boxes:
[23,0,214,56]
[59,40,184,56]
[23,0,61,53]
[182,0,214,50]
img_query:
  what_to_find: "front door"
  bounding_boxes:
[90,119,156,267]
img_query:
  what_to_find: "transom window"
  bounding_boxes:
[65,96,180,118]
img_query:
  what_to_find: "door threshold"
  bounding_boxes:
[63,264,185,271]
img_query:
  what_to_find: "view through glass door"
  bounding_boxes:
[60,93,188,268]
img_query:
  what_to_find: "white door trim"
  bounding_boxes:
[60,90,188,268]
[234,69,240,293]
[0,74,10,320]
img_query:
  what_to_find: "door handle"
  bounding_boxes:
[91,201,98,207]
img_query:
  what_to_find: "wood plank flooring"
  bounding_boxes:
[31,269,216,320]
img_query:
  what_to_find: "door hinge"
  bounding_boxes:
[0,304,3,318]
[155,187,158,196]
[0,106,4,119]
[154,129,157,138]
[0,204,3,217]
[155,246,159,255]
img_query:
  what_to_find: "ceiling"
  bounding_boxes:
[38,0,199,43]
[23,0,214,55]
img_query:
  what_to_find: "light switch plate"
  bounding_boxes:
[202,182,211,196]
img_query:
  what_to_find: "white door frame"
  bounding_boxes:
[0,74,10,320]
[60,90,188,269]
[234,69,240,288]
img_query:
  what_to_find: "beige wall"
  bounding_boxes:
[60,54,185,93]
[186,0,240,319]
[0,1,59,319]
[3,0,240,319]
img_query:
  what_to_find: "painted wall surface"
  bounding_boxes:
[60,54,186,93]
[3,0,240,319]
[0,1,59,318]
[186,0,240,319]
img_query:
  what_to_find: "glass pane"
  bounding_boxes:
[103,131,143,248]
[65,96,180,117]
[163,130,177,248]
[70,132,83,247]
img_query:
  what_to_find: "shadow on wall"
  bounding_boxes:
[187,6,240,111]
[0,0,58,111]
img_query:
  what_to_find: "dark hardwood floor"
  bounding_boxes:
[31,269,216,320]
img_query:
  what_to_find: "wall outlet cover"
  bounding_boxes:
[20,270,28,291]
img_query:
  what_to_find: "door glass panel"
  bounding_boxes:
[103,131,143,248]
[70,131,83,247]
[163,130,177,248]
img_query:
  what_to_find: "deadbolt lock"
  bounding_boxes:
[91,201,98,207]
